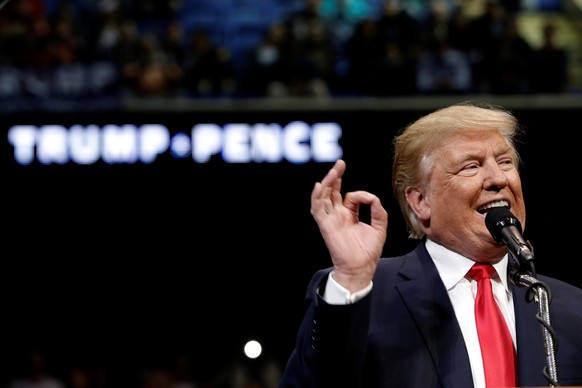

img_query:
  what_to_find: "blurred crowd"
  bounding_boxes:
[1,346,283,388]
[0,0,571,101]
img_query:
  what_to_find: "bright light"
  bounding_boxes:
[243,340,262,359]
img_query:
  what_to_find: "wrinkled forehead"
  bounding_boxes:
[421,129,515,173]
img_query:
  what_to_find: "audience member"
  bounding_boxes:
[375,0,420,56]
[445,7,488,89]
[485,16,534,94]
[245,21,289,97]
[318,0,372,50]
[131,31,183,97]
[343,18,383,95]
[416,36,473,94]
[278,0,335,96]
[160,20,186,69]
[181,28,237,98]
[529,21,569,93]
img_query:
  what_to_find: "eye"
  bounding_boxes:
[499,158,515,170]
[458,162,479,176]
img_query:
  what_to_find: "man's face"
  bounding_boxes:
[418,130,525,261]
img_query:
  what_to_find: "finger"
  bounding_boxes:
[328,160,345,207]
[343,191,388,228]
[343,190,371,214]
[311,163,340,216]
[329,159,345,193]
[316,160,345,210]
[311,182,328,217]
[369,195,389,233]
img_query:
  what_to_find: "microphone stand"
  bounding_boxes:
[510,252,559,387]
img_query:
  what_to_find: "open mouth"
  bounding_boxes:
[477,200,509,215]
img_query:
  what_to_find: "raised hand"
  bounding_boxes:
[310,159,388,292]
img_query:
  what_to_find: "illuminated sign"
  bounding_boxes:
[8,121,342,165]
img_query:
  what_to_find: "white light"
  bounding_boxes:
[243,340,262,359]
[7,122,343,165]
[170,132,192,158]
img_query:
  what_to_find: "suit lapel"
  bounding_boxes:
[396,244,474,388]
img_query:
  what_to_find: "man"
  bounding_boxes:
[279,102,582,387]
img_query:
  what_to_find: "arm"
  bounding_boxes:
[279,160,389,387]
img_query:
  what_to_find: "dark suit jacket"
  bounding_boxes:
[279,241,582,387]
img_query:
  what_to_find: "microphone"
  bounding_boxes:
[485,207,534,266]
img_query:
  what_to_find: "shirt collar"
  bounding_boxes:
[425,238,510,292]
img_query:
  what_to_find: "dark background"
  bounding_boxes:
[2,104,580,385]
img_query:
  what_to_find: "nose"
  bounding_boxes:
[483,161,509,190]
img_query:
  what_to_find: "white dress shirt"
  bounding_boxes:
[324,238,516,388]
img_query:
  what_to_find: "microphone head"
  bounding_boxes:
[485,207,522,243]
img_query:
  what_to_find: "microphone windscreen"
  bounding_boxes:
[484,207,522,243]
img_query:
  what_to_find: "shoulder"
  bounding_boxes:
[377,255,407,271]
[537,274,582,294]
[376,242,429,273]
[535,274,582,308]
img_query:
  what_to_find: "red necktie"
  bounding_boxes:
[468,263,517,388]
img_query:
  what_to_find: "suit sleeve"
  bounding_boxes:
[278,268,372,388]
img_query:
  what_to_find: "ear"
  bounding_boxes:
[405,186,431,222]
